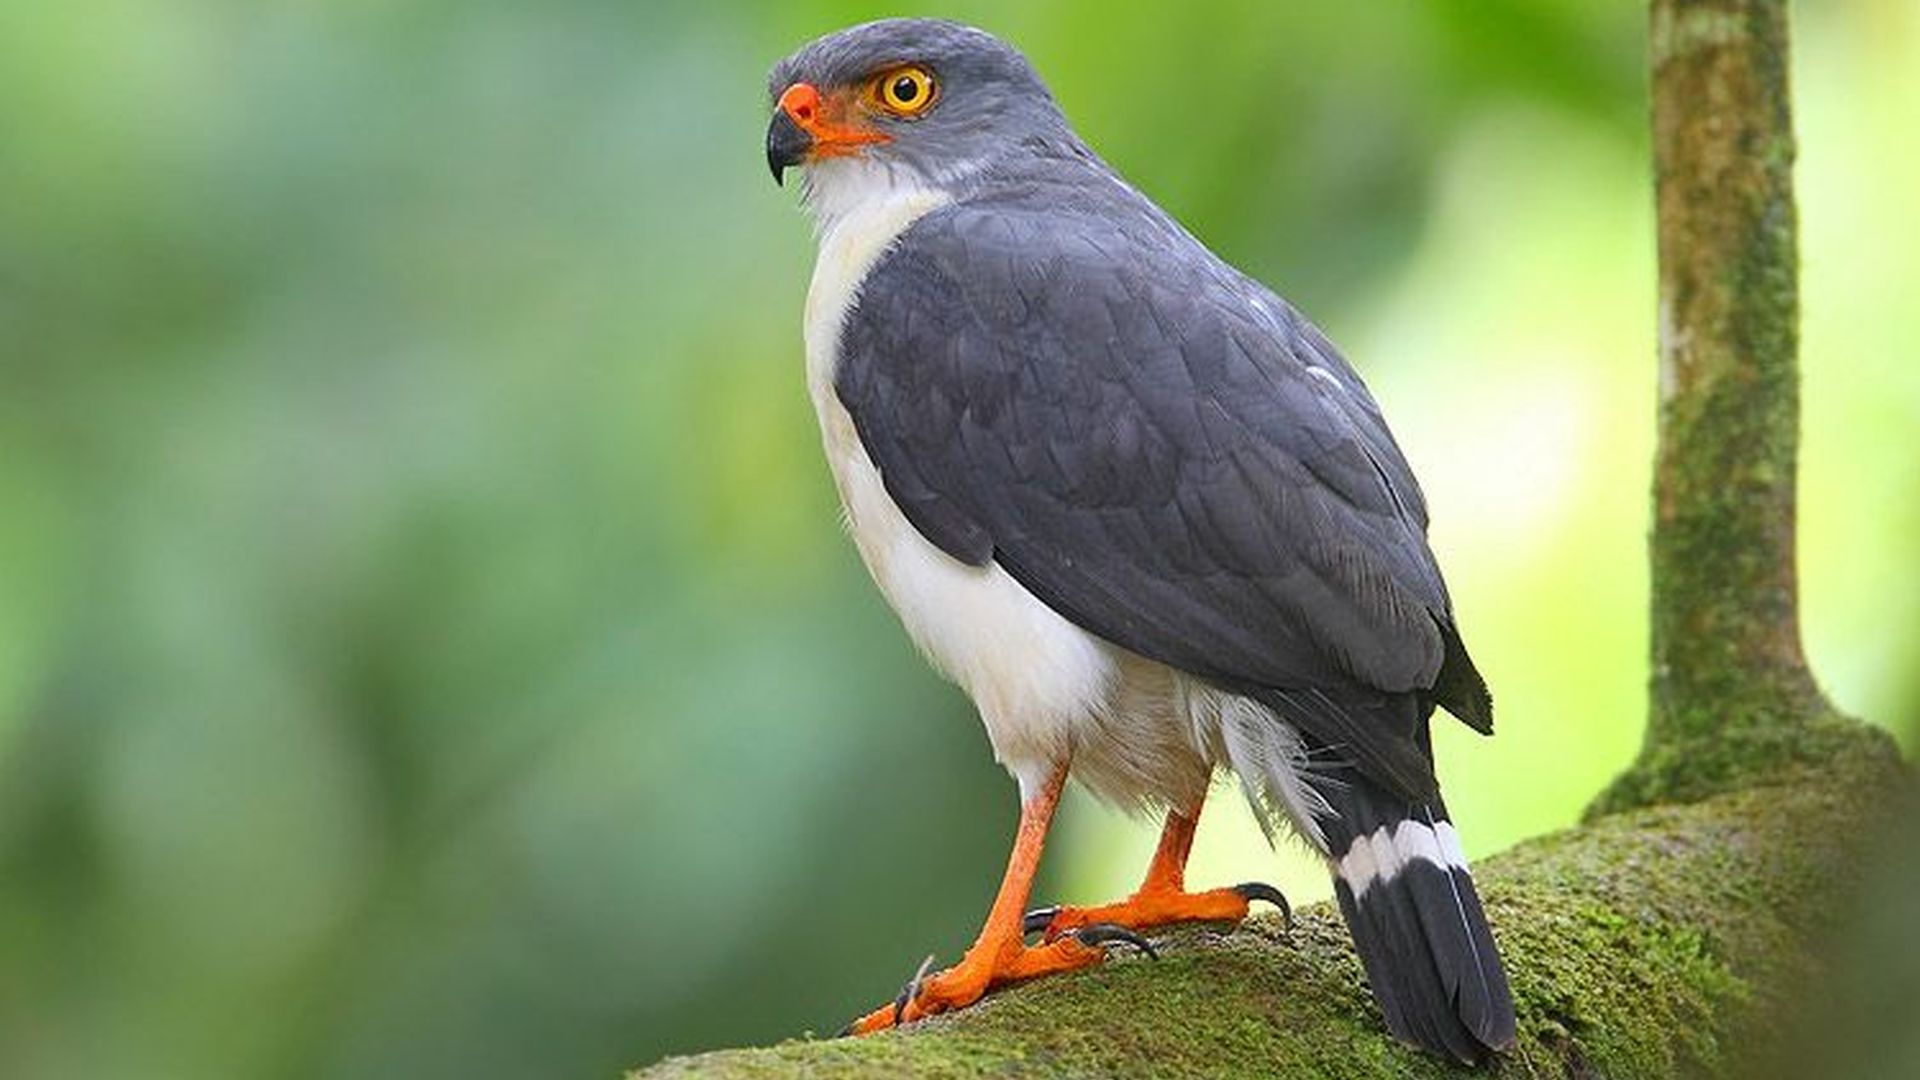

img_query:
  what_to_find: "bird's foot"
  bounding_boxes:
[842,924,1154,1036]
[1023,881,1289,941]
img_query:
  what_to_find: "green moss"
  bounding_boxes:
[632,736,1908,1080]
[1639,0,1828,817]
[1588,707,1885,816]
[632,10,1889,1074]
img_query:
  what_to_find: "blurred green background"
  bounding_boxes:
[1,2,1914,1078]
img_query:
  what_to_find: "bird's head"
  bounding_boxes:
[765,20,1072,218]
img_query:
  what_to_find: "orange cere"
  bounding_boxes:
[777,82,891,160]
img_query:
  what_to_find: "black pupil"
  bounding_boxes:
[892,75,920,103]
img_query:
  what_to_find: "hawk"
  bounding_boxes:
[765,18,1516,1062]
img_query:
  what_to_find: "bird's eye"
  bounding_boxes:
[872,66,937,116]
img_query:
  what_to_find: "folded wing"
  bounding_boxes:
[835,201,1488,800]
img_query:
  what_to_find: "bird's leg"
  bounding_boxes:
[1024,801,1289,941]
[845,763,1150,1035]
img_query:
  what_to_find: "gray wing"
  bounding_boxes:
[835,202,1487,800]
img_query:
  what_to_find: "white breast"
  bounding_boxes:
[799,163,1115,799]
[789,162,1333,846]
[790,162,1334,841]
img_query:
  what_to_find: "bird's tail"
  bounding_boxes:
[1317,776,1516,1063]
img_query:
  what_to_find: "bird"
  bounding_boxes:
[764,18,1516,1063]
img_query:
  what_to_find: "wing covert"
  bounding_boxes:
[835,202,1472,797]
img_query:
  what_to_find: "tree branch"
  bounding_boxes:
[634,732,1903,1079]
[637,3,1910,1074]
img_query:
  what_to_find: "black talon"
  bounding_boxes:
[1070,921,1159,959]
[1022,905,1061,937]
[840,951,936,1036]
[1233,881,1292,927]
[892,953,936,1025]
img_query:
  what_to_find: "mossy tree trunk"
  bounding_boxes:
[1595,0,1854,817]
[634,2,1907,1075]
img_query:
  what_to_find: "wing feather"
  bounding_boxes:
[836,201,1483,799]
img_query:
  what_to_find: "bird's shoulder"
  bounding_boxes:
[832,169,1492,794]
[885,170,1233,326]
[848,176,1434,540]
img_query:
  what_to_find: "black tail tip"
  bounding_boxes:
[1334,856,1516,1064]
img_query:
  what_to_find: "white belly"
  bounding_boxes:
[801,175,1116,798]
[794,165,1318,836]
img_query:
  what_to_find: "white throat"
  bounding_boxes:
[800,156,937,238]
[799,158,951,399]
[794,156,1116,800]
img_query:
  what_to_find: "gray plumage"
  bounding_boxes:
[769,20,1072,186]
[836,155,1493,802]
[769,17,1513,1062]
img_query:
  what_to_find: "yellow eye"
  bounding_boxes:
[873,66,937,116]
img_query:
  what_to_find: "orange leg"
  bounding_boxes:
[846,764,1141,1035]
[1028,800,1288,941]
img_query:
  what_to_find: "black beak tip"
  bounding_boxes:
[766,110,810,188]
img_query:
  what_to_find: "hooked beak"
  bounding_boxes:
[767,108,809,186]
[766,82,890,186]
